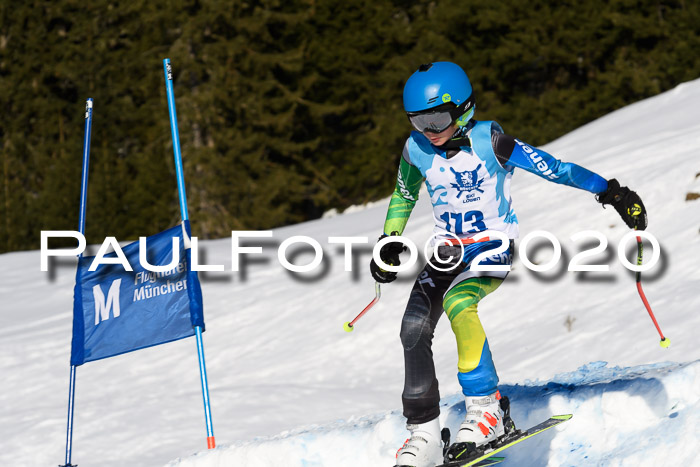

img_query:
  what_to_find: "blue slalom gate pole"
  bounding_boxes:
[62,97,93,467]
[163,59,189,221]
[78,99,93,236]
[163,58,216,449]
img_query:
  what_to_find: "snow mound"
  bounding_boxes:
[166,360,700,467]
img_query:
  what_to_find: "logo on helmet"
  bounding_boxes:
[442,93,452,103]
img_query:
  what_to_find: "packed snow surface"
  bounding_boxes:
[166,361,700,467]
[1,78,700,467]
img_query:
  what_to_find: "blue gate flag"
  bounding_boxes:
[70,221,204,366]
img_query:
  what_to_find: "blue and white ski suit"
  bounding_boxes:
[384,120,607,424]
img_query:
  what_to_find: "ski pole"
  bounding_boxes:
[635,235,669,348]
[344,282,381,332]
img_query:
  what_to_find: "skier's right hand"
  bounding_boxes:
[369,232,406,283]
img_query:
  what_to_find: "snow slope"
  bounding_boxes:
[165,360,700,467]
[1,78,699,467]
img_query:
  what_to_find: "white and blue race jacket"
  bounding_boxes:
[383,120,608,241]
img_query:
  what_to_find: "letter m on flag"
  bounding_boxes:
[93,279,121,325]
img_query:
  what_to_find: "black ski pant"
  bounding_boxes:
[400,243,511,425]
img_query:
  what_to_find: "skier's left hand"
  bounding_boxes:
[596,179,648,230]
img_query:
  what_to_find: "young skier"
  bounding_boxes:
[370,62,647,467]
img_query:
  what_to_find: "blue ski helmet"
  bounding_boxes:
[403,62,475,133]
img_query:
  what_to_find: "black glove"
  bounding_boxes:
[596,179,648,230]
[369,232,406,283]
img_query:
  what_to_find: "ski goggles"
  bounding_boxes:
[406,99,474,134]
[407,109,454,133]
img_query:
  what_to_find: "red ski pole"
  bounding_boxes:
[344,282,381,332]
[635,235,669,348]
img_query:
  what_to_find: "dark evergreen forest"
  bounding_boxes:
[2,0,699,253]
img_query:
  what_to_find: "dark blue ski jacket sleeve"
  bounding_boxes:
[492,132,608,194]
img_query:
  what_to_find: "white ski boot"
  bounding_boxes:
[395,417,444,467]
[454,391,505,446]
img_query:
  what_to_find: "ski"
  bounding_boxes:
[472,456,505,466]
[394,456,504,467]
[437,414,573,467]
